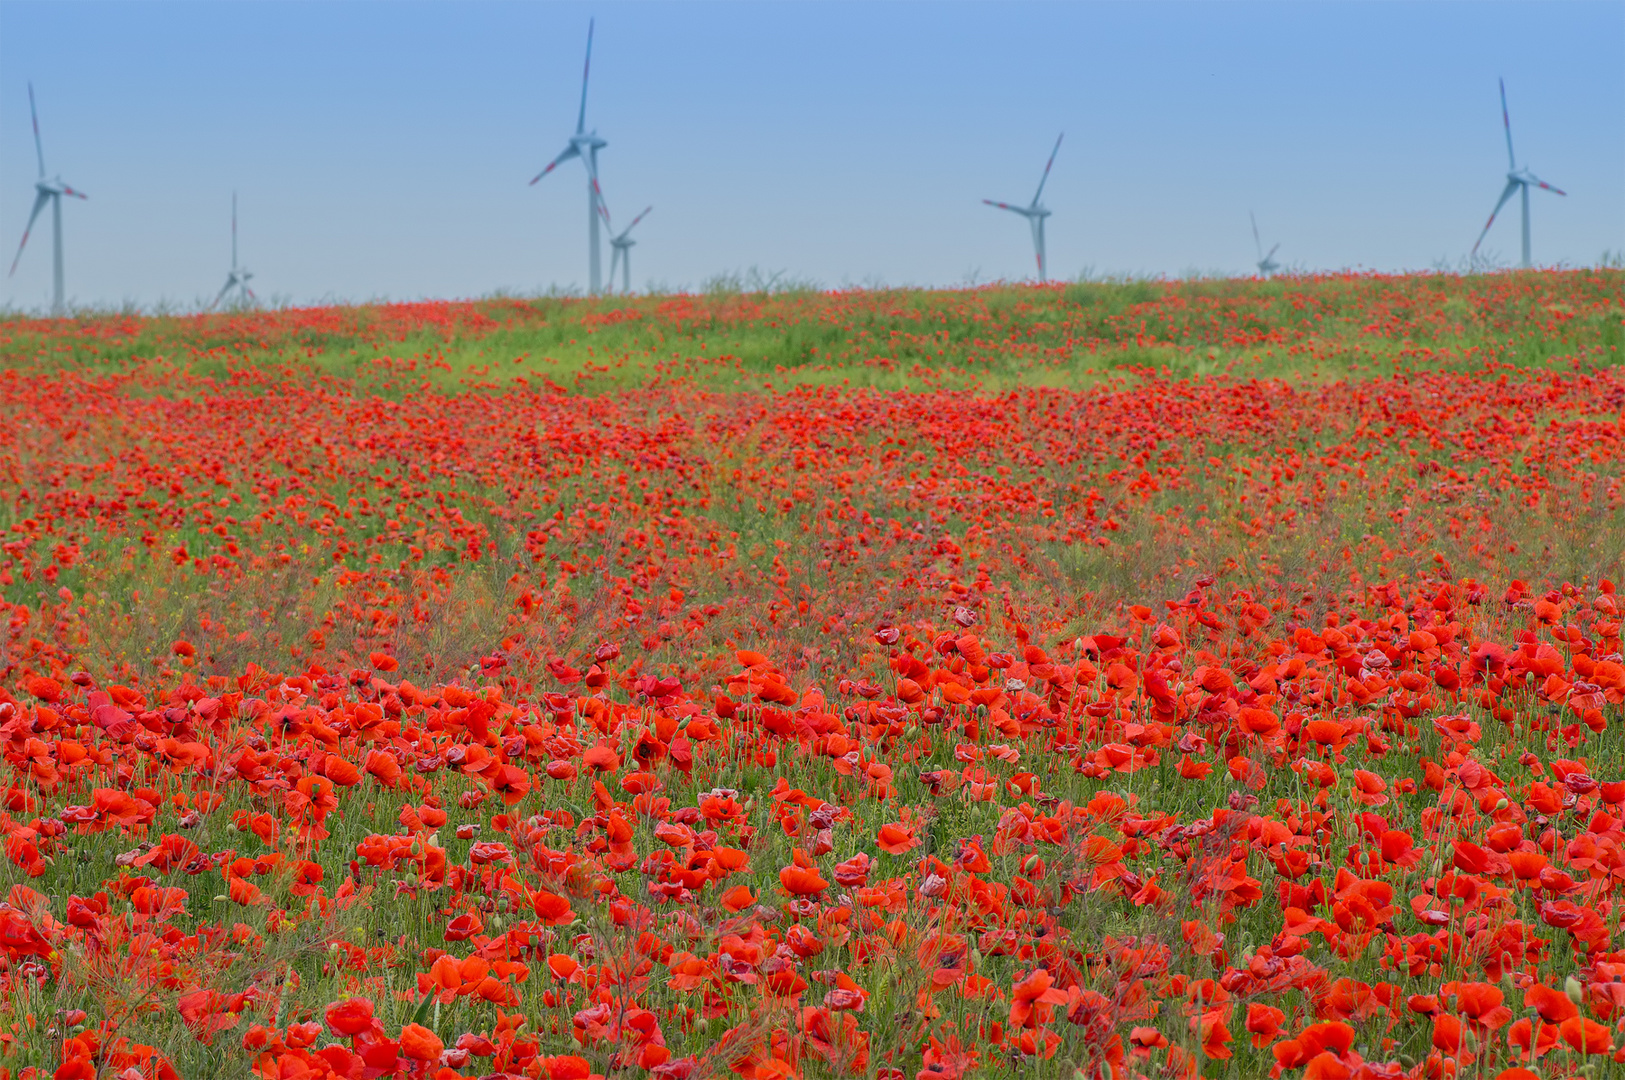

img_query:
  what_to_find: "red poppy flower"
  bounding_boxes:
[324,998,375,1037]
[398,1022,443,1061]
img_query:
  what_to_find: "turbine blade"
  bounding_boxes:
[28,83,44,178]
[1526,173,1567,196]
[60,184,87,200]
[1251,211,1262,259]
[1031,132,1063,207]
[613,205,651,242]
[983,199,1025,214]
[1266,243,1280,261]
[1471,178,1521,256]
[1499,77,1515,170]
[577,18,594,135]
[530,144,579,185]
[212,278,234,310]
[8,191,50,276]
[583,152,610,224]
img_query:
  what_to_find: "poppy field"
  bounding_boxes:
[2,270,1625,1080]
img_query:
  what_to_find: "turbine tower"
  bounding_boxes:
[1251,212,1281,276]
[212,192,255,310]
[983,133,1062,283]
[531,19,610,295]
[9,83,87,316]
[1471,78,1566,268]
[607,205,651,294]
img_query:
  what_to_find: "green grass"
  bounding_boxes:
[2,271,1620,397]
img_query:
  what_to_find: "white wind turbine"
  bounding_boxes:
[1251,212,1281,276]
[607,205,651,294]
[531,19,611,295]
[1471,78,1566,269]
[9,84,87,316]
[983,133,1062,283]
[212,192,255,310]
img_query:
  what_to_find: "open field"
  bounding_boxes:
[0,271,1624,1080]
[4,271,1620,393]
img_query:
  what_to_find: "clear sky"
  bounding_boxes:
[2,1,1621,309]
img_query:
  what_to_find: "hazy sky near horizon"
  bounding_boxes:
[1,1,1621,310]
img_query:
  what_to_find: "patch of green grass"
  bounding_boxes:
[2,271,1620,397]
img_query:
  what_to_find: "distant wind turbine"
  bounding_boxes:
[531,19,611,295]
[9,83,87,316]
[1471,78,1566,268]
[983,133,1062,283]
[1251,212,1281,276]
[608,205,652,294]
[212,193,255,310]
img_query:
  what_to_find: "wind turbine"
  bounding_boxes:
[983,133,1062,283]
[211,192,255,310]
[9,83,87,316]
[1251,212,1281,276]
[1471,78,1566,268]
[607,205,651,294]
[531,19,611,295]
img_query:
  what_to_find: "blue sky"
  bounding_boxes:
[2,1,1621,309]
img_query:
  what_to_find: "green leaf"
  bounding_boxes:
[409,993,434,1027]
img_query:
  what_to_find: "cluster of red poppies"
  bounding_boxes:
[0,276,1622,1079]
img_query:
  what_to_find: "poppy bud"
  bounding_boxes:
[1566,975,1585,1004]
